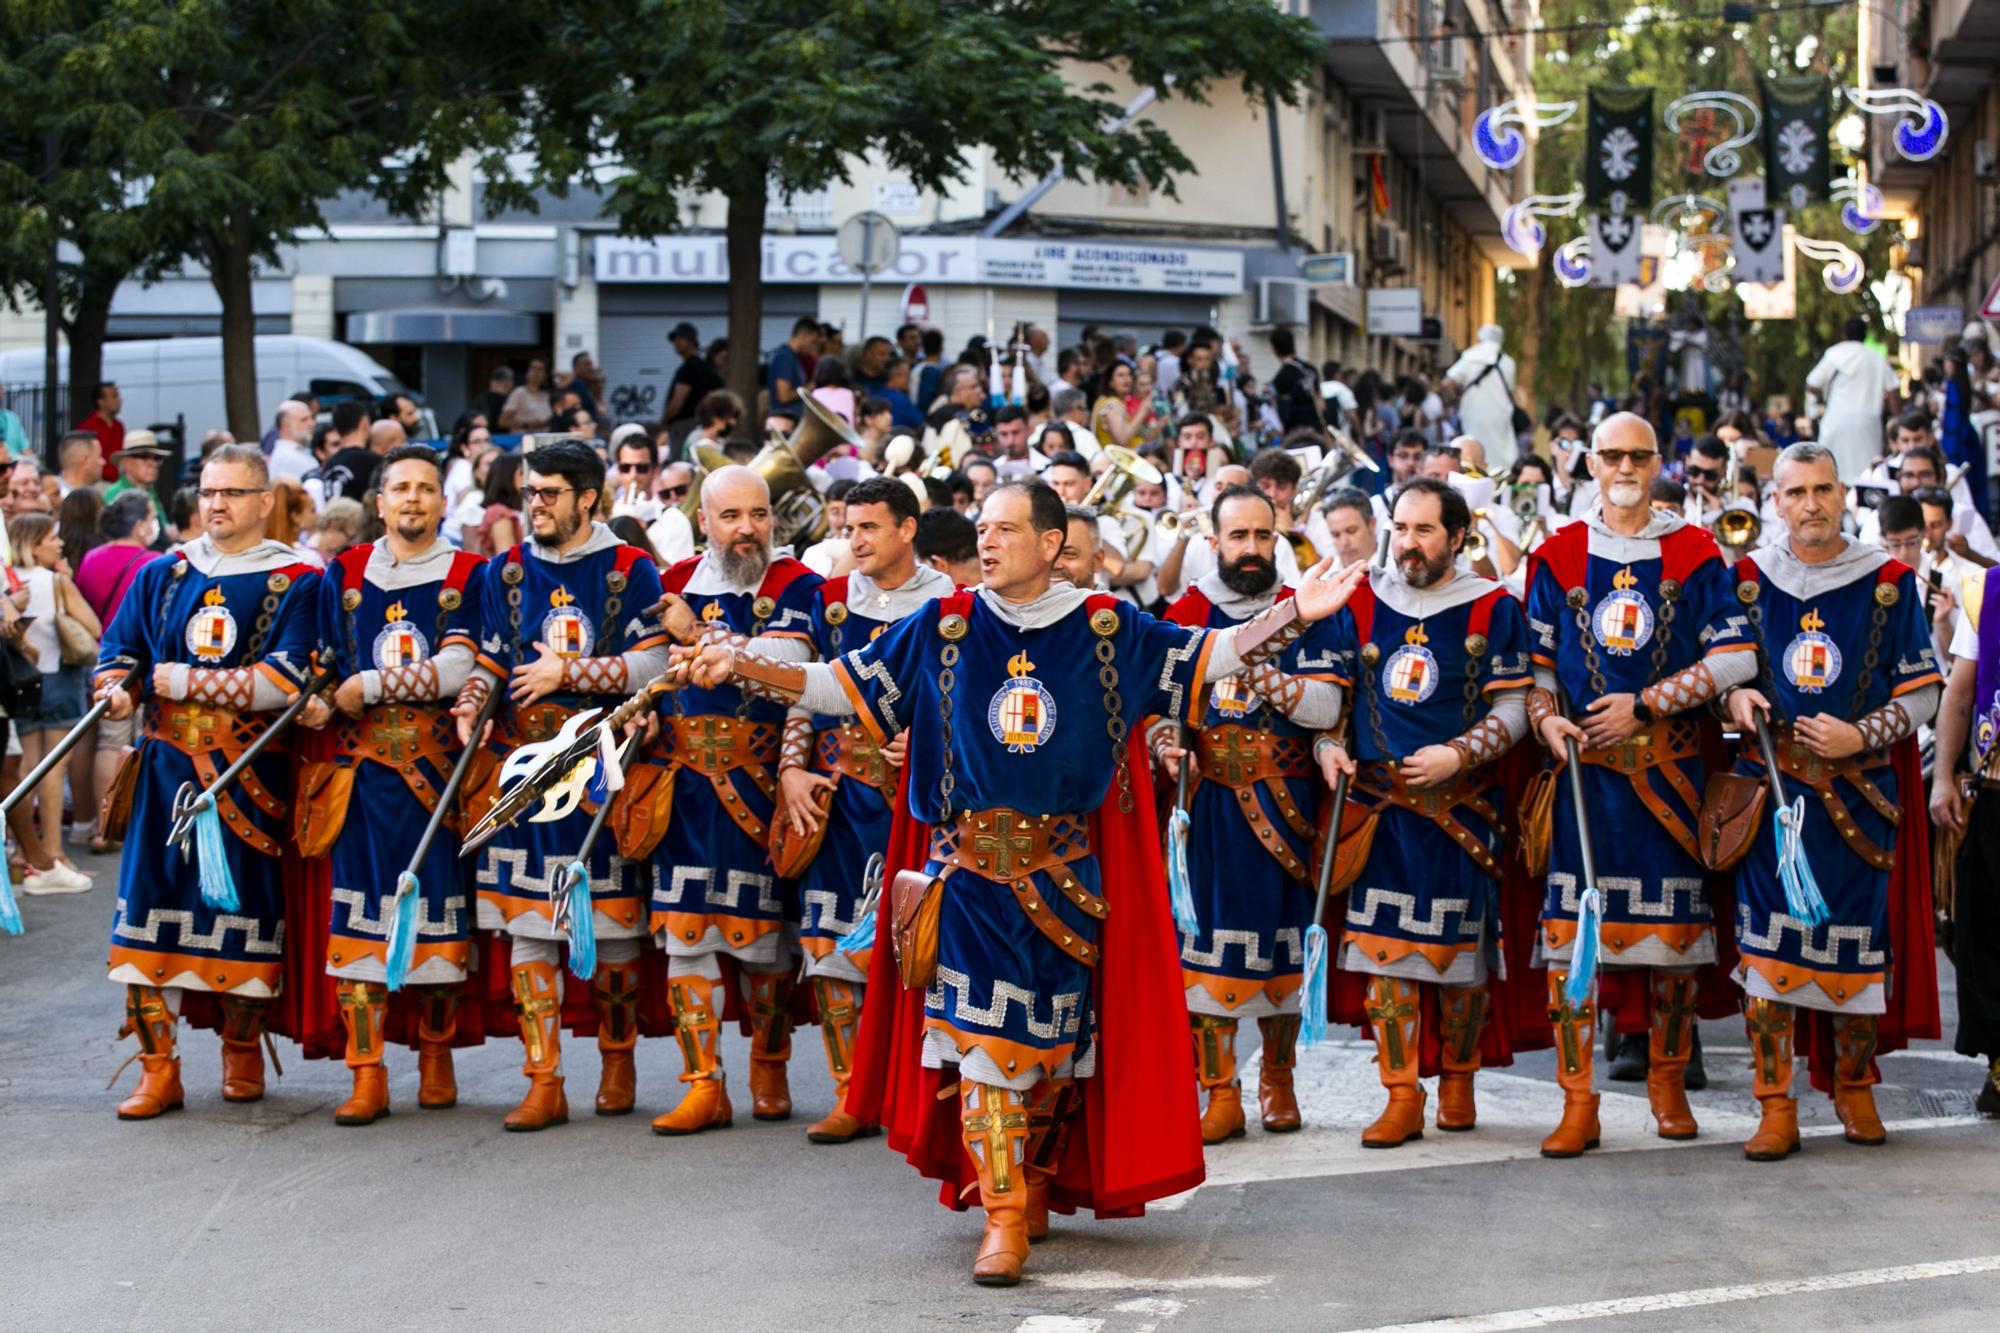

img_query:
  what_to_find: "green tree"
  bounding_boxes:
[4,1,534,442]
[531,0,1324,419]
[1500,1,1891,420]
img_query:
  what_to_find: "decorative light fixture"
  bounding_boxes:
[1663,91,1761,177]
[1842,86,1949,162]
[1554,237,1593,288]
[1649,193,1728,230]
[1473,99,1579,170]
[1832,174,1884,236]
[1500,191,1584,256]
[1794,234,1865,293]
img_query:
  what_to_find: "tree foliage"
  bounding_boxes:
[1499,0,1897,418]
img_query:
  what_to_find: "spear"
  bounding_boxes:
[0,669,132,933]
[1164,727,1200,934]
[1299,756,1352,1048]
[549,730,645,980]
[1750,710,1829,928]
[1561,732,1605,1007]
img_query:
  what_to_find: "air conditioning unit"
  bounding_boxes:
[1372,221,1408,273]
[1353,107,1389,154]
[1255,277,1310,328]
[1430,36,1467,86]
[1976,140,1997,180]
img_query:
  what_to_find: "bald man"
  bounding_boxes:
[644,464,825,1134]
[1525,413,1758,1155]
[268,400,317,485]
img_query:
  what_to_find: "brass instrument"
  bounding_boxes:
[1155,509,1214,540]
[1082,446,1166,559]
[1462,508,1489,564]
[682,394,860,547]
[1714,504,1761,557]
[1292,460,1340,522]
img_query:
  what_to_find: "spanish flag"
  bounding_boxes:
[1369,154,1391,218]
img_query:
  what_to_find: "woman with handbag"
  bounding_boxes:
[76,492,162,854]
[7,512,101,891]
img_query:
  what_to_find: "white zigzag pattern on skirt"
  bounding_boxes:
[330,886,467,938]
[1179,925,1303,971]
[1735,901,1887,966]
[476,846,644,897]
[113,900,285,954]
[927,964,1084,1040]
[659,864,782,914]
[1551,871,1706,918]
[1344,887,1474,937]
[802,887,861,936]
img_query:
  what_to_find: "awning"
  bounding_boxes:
[344,308,540,344]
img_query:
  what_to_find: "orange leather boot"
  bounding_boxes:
[805,977,877,1143]
[116,986,184,1120]
[1021,1076,1071,1244]
[1257,1014,1303,1133]
[413,983,460,1110]
[1539,970,1601,1158]
[745,970,794,1121]
[1646,971,1699,1140]
[333,980,391,1126]
[592,960,640,1116]
[1742,997,1801,1160]
[503,959,568,1131]
[1190,1014,1246,1143]
[652,974,733,1135]
[1362,976,1425,1147]
[1834,1014,1887,1146]
[962,1081,1033,1286]
[218,996,270,1103]
[1437,984,1488,1132]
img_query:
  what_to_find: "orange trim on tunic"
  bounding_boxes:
[924,1018,1078,1084]
[651,909,786,950]
[1892,672,1944,697]
[254,660,301,697]
[802,935,873,971]
[1184,631,1219,728]
[829,658,890,748]
[1542,916,1712,958]
[1336,928,1476,977]
[1181,969,1301,1011]
[1737,952,1887,1008]
[107,945,281,993]
[324,935,469,973]
[480,887,646,932]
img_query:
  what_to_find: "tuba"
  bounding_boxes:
[1082,446,1166,560]
[683,395,861,548]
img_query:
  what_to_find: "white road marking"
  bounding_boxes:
[1033,1273,1274,1292]
[1111,1298,1188,1316]
[1013,1318,1104,1333]
[1155,1045,1984,1211]
[1333,1253,2000,1331]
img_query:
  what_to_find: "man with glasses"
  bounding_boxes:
[1525,413,1758,1156]
[448,440,675,1131]
[609,425,663,523]
[297,444,486,1126]
[1722,443,1942,1157]
[647,461,696,564]
[1859,443,1999,561]
[92,445,322,1119]
[1682,435,1732,529]
[1875,496,1963,667]
[644,465,823,1136]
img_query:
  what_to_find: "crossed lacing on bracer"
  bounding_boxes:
[185,667,257,710]
[560,656,629,696]
[1242,660,1309,720]
[1639,660,1718,718]
[1528,686,1560,736]
[455,673,493,716]
[1448,712,1519,770]
[1233,599,1305,670]
[1855,700,1913,753]
[780,715,814,771]
[377,660,441,703]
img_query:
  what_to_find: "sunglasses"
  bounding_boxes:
[659,485,689,501]
[1685,465,1722,483]
[616,461,652,473]
[1595,448,1657,469]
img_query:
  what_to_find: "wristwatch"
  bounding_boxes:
[1631,696,1656,726]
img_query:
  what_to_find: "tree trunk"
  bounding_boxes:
[724,175,769,446]
[63,269,119,434]
[206,212,262,446]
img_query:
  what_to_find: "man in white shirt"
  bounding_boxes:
[1443,325,1521,472]
[1804,315,1898,480]
[647,461,697,563]
[267,401,317,487]
[1856,443,1999,559]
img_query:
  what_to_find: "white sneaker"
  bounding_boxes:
[21,862,92,895]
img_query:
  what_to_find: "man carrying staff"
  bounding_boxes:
[1152,484,1344,1143]
[646,464,822,1134]
[93,445,322,1118]
[449,440,672,1131]
[1322,478,1533,1146]
[301,445,485,1125]
[1525,413,1757,1155]
[776,477,951,1143]
[678,479,1363,1286]
[1724,443,1942,1158]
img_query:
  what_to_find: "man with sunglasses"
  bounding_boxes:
[92,445,322,1119]
[647,461,697,565]
[1682,435,1732,530]
[1525,413,1759,1156]
[448,439,675,1131]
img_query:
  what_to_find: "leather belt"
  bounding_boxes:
[1573,718,1705,862]
[337,704,457,810]
[667,715,780,776]
[930,807,1104,967]
[1355,760,1501,879]
[814,722,896,790]
[143,700,284,857]
[1190,724,1315,882]
[1747,725,1898,870]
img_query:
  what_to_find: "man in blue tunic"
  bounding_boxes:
[93,445,321,1119]
[301,445,485,1125]
[647,465,824,1134]
[678,480,1364,1285]
[1323,478,1533,1146]
[449,440,672,1130]
[1526,413,1758,1156]
[1151,485,1344,1142]
[1724,443,1942,1158]
[774,476,951,1143]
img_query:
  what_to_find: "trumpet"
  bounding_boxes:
[1462,508,1489,565]
[1156,509,1214,541]
[1714,504,1761,553]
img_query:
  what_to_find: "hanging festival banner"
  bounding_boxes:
[1734,207,1787,284]
[1760,76,1831,208]
[1588,212,1644,287]
[1586,86,1655,212]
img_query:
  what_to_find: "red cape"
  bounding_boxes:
[845,738,1205,1217]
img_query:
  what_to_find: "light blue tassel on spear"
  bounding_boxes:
[1300,749,1352,1049]
[1751,711,1829,927]
[1562,734,1605,1008]
[384,680,505,989]
[555,728,639,981]
[1165,725,1200,936]
[836,854,885,954]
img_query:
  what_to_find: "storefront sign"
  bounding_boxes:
[1365,287,1423,336]
[1905,305,1963,345]
[594,234,1244,295]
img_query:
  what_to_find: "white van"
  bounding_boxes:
[0,335,430,444]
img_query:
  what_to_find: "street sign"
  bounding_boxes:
[837,211,900,276]
[1981,271,2000,321]
[1298,252,1355,285]
[1365,287,1423,336]
[1906,305,1964,345]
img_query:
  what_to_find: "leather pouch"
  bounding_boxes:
[768,779,834,878]
[98,743,144,843]
[891,868,944,990]
[1698,771,1767,872]
[610,762,676,861]
[293,760,355,859]
[1518,766,1558,876]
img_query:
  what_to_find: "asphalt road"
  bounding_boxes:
[3,848,1996,1332]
